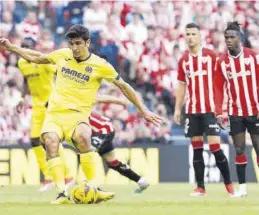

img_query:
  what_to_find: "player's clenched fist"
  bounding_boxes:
[0,38,12,50]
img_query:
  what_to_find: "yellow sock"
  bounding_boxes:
[33,145,51,180]
[80,151,97,182]
[47,156,66,194]
[58,144,72,179]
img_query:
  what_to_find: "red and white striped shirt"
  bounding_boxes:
[177,47,217,114]
[89,112,114,135]
[215,47,259,116]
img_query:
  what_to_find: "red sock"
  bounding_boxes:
[235,155,247,164]
[235,155,247,184]
[209,143,221,152]
[107,159,119,167]
[191,141,203,149]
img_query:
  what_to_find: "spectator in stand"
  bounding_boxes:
[124,12,148,44]
[97,31,119,71]
[16,10,42,41]
[36,29,55,53]
[67,1,88,25]
[0,11,15,37]
[83,1,108,32]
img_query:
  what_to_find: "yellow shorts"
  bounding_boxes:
[30,107,47,138]
[41,111,90,146]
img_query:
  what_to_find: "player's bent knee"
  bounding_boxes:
[73,123,91,141]
[74,133,93,152]
[73,125,92,152]
[42,133,60,158]
[75,123,92,136]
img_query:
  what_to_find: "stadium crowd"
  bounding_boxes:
[0,0,259,145]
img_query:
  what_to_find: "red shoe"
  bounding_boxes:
[225,183,235,195]
[39,179,54,192]
[190,187,206,196]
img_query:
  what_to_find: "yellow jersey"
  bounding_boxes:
[46,48,119,113]
[18,58,56,109]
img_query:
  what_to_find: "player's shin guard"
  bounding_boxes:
[107,160,141,182]
[235,155,247,184]
[209,143,231,185]
[47,156,66,194]
[58,144,72,179]
[192,141,205,189]
[80,151,97,182]
[33,145,50,179]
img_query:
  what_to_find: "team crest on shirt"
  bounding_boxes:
[85,66,93,73]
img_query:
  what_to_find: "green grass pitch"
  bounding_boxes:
[1,183,259,215]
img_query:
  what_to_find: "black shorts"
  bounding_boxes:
[91,132,115,156]
[229,115,259,136]
[184,113,220,137]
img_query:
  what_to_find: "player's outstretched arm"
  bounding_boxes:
[113,78,163,126]
[174,81,186,125]
[94,95,128,107]
[0,38,50,64]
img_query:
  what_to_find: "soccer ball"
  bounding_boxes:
[71,181,98,204]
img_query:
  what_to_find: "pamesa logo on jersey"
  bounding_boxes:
[61,67,90,82]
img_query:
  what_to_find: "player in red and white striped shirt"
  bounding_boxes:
[90,113,114,135]
[215,22,259,197]
[89,97,149,193]
[174,23,234,196]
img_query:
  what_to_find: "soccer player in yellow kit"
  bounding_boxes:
[16,38,74,192]
[0,25,162,204]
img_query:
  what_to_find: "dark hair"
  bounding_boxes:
[185,23,200,30]
[224,21,242,35]
[21,37,36,49]
[65,24,90,41]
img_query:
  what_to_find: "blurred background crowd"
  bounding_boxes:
[0,0,258,145]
